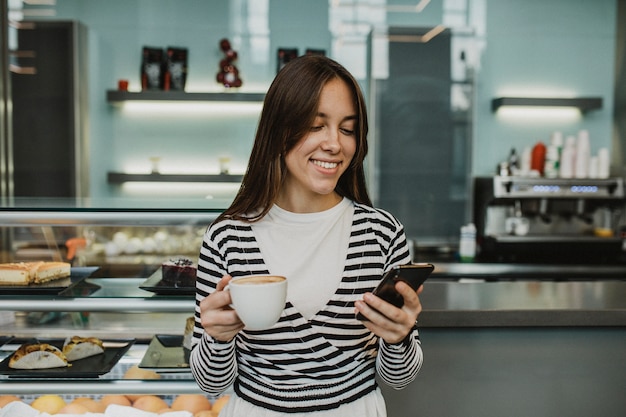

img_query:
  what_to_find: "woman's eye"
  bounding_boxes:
[310,125,323,132]
[340,127,355,135]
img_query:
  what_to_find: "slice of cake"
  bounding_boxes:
[0,261,70,286]
[161,257,197,287]
[0,262,43,286]
[33,262,71,284]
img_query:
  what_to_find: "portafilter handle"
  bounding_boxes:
[576,199,593,224]
[539,198,551,224]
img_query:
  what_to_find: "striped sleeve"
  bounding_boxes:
[366,206,424,389]
[377,329,423,389]
[189,221,241,396]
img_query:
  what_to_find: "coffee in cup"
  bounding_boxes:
[228,275,287,330]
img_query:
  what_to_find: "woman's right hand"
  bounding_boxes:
[199,274,245,342]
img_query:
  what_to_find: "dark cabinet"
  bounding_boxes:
[10,20,87,198]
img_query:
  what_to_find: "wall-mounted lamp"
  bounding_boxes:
[491,97,602,113]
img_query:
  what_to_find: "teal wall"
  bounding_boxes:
[37,0,617,199]
[475,0,616,175]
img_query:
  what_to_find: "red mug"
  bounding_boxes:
[118,79,129,91]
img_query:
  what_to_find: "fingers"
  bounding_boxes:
[215,274,233,291]
[395,280,422,318]
[199,274,244,341]
[203,309,245,341]
[355,280,423,344]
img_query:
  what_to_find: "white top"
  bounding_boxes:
[226,198,385,416]
[251,197,353,319]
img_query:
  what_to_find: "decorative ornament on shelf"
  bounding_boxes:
[216,38,243,88]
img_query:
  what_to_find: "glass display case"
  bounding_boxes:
[0,198,224,398]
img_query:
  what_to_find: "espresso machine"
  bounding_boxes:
[473,176,625,264]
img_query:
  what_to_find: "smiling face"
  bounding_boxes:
[278,78,357,212]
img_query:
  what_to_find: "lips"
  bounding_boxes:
[312,159,339,169]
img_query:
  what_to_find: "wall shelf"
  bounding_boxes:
[106,90,265,103]
[107,172,243,184]
[491,96,603,112]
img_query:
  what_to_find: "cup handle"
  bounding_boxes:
[222,284,235,309]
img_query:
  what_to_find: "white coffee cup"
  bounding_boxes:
[228,275,287,330]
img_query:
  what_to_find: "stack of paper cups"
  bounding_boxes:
[559,135,576,178]
[575,130,590,178]
[598,147,610,178]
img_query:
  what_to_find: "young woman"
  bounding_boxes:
[190,55,424,416]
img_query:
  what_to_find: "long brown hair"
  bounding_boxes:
[216,55,371,223]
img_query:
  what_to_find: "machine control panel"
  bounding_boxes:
[492,176,624,199]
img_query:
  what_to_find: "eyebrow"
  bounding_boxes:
[316,112,358,122]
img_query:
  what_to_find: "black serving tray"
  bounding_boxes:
[139,268,195,296]
[0,335,14,348]
[0,338,135,378]
[0,272,87,296]
[88,263,160,279]
[138,334,190,372]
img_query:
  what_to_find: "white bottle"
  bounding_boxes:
[575,130,590,178]
[544,145,559,178]
[550,131,563,171]
[459,223,476,262]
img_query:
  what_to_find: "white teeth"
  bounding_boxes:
[313,160,338,169]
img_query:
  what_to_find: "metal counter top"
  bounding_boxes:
[431,262,626,279]
[419,280,626,327]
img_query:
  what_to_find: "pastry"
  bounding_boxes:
[9,343,69,369]
[161,257,197,287]
[62,336,105,361]
[0,261,70,286]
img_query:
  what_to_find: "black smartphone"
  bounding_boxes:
[356,263,434,321]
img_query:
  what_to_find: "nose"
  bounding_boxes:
[321,127,341,153]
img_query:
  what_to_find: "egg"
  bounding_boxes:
[100,394,132,408]
[132,395,169,413]
[171,394,212,414]
[123,366,161,402]
[142,237,157,253]
[124,237,143,254]
[30,395,66,414]
[211,395,230,414]
[57,402,90,414]
[71,397,105,412]
[0,395,21,408]
[104,241,121,257]
[195,411,219,417]
[112,231,129,248]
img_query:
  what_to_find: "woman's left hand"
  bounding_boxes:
[355,281,423,344]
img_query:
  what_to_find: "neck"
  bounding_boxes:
[276,191,343,213]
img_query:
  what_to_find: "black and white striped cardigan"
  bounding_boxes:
[190,202,423,413]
